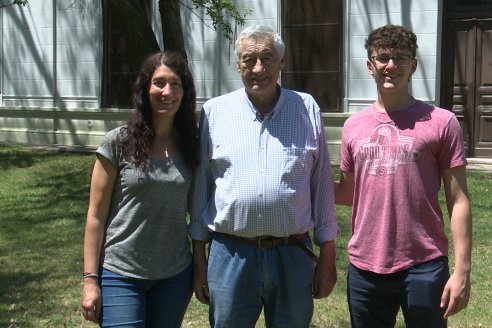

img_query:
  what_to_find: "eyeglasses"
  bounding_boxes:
[370,54,412,67]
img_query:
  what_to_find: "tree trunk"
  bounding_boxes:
[102,0,161,107]
[106,0,160,67]
[159,0,188,62]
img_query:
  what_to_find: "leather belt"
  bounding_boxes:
[214,232,318,263]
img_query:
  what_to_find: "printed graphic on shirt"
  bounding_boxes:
[356,124,415,176]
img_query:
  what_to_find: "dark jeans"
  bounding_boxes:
[347,257,449,328]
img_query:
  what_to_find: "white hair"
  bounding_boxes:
[234,25,285,59]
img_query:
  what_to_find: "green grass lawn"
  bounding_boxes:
[0,144,490,327]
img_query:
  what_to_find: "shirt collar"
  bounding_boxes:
[242,85,284,121]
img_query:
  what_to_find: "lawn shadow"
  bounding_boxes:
[0,145,63,170]
[0,144,93,215]
[0,270,43,326]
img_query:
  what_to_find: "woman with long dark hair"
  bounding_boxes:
[81,51,198,327]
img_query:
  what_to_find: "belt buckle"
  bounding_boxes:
[257,236,272,249]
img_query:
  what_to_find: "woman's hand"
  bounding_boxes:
[81,278,101,323]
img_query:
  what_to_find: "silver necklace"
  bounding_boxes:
[164,147,170,161]
[372,97,416,124]
[162,133,174,162]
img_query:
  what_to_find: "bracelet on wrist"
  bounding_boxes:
[82,272,99,280]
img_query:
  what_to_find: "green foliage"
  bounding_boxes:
[185,0,252,41]
[0,0,27,8]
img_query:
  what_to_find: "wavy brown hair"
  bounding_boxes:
[365,24,418,58]
[116,51,198,169]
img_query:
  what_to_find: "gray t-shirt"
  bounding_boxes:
[97,127,192,279]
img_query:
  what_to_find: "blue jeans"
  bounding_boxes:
[99,263,193,328]
[207,233,315,328]
[347,257,449,328]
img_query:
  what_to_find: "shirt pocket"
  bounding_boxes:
[280,147,310,190]
[210,143,233,179]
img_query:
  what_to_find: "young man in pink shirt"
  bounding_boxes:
[335,24,472,327]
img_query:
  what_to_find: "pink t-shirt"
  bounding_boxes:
[340,100,467,274]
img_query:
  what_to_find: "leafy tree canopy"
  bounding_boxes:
[0,0,28,8]
[183,0,251,41]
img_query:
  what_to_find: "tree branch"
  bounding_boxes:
[177,0,250,41]
[177,0,216,33]
[0,0,28,8]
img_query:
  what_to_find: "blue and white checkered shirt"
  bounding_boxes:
[189,87,338,243]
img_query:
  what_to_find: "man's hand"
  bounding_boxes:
[193,260,210,304]
[312,240,337,299]
[441,271,471,318]
[441,166,472,318]
[192,240,210,304]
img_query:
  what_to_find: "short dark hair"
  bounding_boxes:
[365,24,418,58]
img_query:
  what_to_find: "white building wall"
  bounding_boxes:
[0,0,101,109]
[0,0,447,149]
[344,0,442,113]
[55,0,101,108]
[2,1,54,106]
